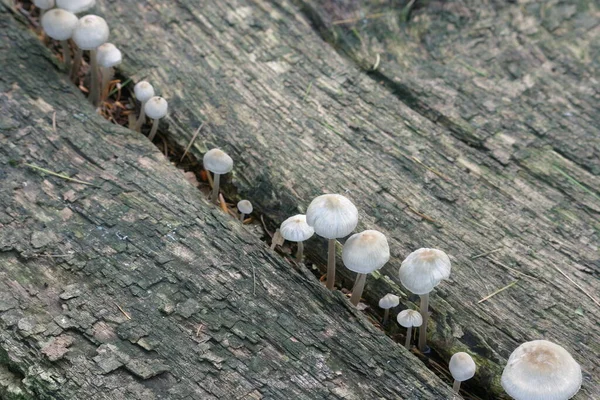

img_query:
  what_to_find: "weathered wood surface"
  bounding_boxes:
[1,0,599,399]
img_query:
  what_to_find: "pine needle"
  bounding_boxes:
[478,281,518,304]
[180,122,204,162]
[553,265,600,307]
[24,163,97,186]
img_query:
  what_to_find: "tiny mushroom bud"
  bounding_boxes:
[378,293,400,325]
[96,43,121,103]
[41,9,78,69]
[144,96,168,141]
[72,14,109,105]
[397,309,423,349]
[56,0,96,14]
[342,230,390,306]
[501,340,582,400]
[449,352,476,394]
[203,149,233,205]
[306,194,358,290]
[399,248,451,352]
[34,0,55,17]
[237,200,252,223]
[133,81,155,131]
[280,214,314,262]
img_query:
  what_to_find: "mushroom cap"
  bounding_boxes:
[144,96,168,120]
[378,293,400,309]
[56,0,96,14]
[342,230,390,274]
[72,14,109,50]
[237,200,253,214]
[134,81,155,103]
[396,309,423,328]
[34,0,55,10]
[96,43,122,68]
[203,149,233,175]
[398,248,451,295]
[501,340,582,400]
[280,214,314,243]
[305,194,358,239]
[449,352,476,382]
[41,9,78,41]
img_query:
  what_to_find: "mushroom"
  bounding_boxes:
[237,200,252,222]
[33,0,55,18]
[279,214,314,262]
[96,43,121,103]
[378,293,399,325]
[40,9,78,69]
[203,149,233,204]
[71,14,109,105]
[342,230,390,306]
[56,0,96,14]
[398,248,451,352]
[396,309,422,349]
[306,194,358,290]
[144,96,168,141]
[133,81,155,131]
[449,352,476,394]
[501,340,582,400]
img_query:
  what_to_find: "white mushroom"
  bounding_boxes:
[449,352,476,394]
[41,9,78,69]
[203,149,233,205]
[397,309,423,349]
[56,0,96,14]
[279,214,314,262]
[398,248,451,352]
[342,230,390,306]
[501,340,582,400]
[33,0,54,17]
[133,81,155,131]
[96,43,121,103]
[306,194,358,290]
[378,293,400,325]
[144,96,168,141]
[237,200,252,223]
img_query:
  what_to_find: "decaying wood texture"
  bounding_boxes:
[1,0,598,399]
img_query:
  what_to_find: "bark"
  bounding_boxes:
[1,0,599,399]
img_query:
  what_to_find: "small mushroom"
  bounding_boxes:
[279,214,314,262]
[306,194,358,290]
[41,9,78,69]
[396,309,422,349]
[398,248,451,352]
[203,149,233,205]
[144,96,168,141]
[71,14,109,105]
[501,340,582,400]
[133,81,155,131]
[378,293,399,325]
[237,200,252,222]
[96,43,121,103]
[33,0,55,18]
[56,0,96,14]
[449,352,476,394]
[342,230,390,306]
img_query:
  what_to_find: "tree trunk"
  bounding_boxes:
[1,0,599,399]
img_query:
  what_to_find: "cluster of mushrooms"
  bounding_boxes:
[31,2,585,399]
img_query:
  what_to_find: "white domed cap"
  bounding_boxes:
[237,200,253,214]
[398,248,451,295]
[396,309,423,328]
[72,15,109,50]
[41,9,78,41]
[96,43,121,68]
[57,0,96,13]
[280,214,314,242]
[144,96,168,119]
[378,293,399,309]
[342,230,390,274]
[501,340,582,400]
[449,352,476,382]
[34,0,55,10]
[203,149,233,175]
[134,81,155,103]
[306,194,358,239]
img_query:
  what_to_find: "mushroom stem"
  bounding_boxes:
[71,47,82,83]
[404,326,412,349]
[383,309,390,325]
[148,118,159,141]
[89,49,99,106]
[326,238,336,290]
[296,241,304,262]
[100,67,114,102]
[452,380,461,393]
[135,102,148,132]
[349,273,367,306]
[61,40,71,70]
[418,293,430,352]
[239,213,245,223]
[211,173,221,204]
